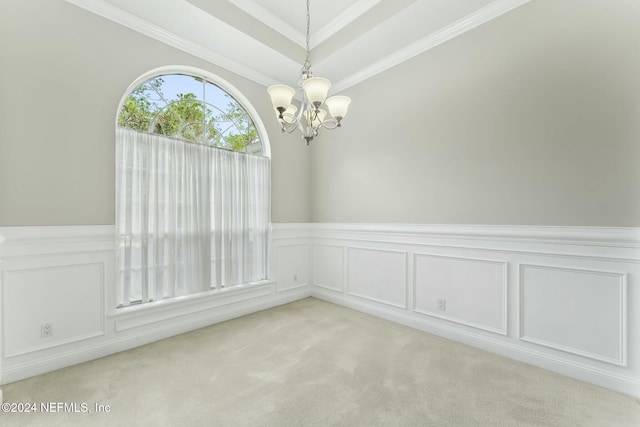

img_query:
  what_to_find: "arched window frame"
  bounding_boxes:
[115,65,272,309]
[116,65,271,158]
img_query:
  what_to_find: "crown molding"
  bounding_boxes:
[332,0,531,93]
[226,0,383,50]
[310,0,383,48]
[226,0,306,47]
[64,0,279,88]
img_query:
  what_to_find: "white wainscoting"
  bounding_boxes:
[519,264,627,366]
[2,254,107,358]
[0,224,311,389]
[275,244,310,292]
[414,254,507,335]
[312,244,344,292]
[309,223,640,398]
[1,223,639,399]
[347,247,408,309]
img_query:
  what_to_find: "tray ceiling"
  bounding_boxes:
[66,0,530,93]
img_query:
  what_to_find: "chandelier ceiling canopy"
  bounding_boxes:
[267,0,351,145]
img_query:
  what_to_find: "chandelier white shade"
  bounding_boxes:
[267,85,296,112]
[301,77,330,106]
[267,0,351,145]
[324,95,351,120]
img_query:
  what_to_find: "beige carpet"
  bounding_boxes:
[1,298,638,427]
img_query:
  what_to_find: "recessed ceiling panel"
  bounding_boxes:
[314,0,496,83]
[238,0,364,36]
[65,0,532,91]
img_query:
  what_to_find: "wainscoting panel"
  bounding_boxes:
[312,244,344,292]
[310,223,640,398]
[519,264,627,366]
[0,224,311,388]
[2,254,107,358]
[274,243,310,292]
[347,247,407,309]
[414,254,507,335]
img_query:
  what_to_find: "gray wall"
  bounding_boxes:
[2,0,638,227]
[0,0,310,226]
[311,0,640,226]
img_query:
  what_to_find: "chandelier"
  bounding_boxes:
[267,0,351,145]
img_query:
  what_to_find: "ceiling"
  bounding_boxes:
[66,0,530,93]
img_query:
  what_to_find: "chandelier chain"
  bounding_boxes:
[303,0,312,77]
[306,0,311,53]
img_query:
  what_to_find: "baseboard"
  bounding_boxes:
[2,287,310,385]
[312,288,640,398]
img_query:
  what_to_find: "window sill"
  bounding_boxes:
[109,280,274,321]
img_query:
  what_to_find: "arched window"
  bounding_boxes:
[115,67,270,308]
[118,70,267,155]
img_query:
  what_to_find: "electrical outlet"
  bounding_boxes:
[294,274,298,283]
[41,323,53,338]
[437,298,446,311]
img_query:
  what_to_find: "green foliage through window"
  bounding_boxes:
[118,74,262,154]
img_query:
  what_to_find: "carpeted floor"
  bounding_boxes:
[1,297,638,426]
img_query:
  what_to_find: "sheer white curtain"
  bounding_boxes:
[116,128,270,307]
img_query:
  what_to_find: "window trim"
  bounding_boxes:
[115,65,271,158]
[108,279,274,319]
[114,66,272,311]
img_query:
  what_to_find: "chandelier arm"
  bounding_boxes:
[318,117,339,130]
[281,122,299,134]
